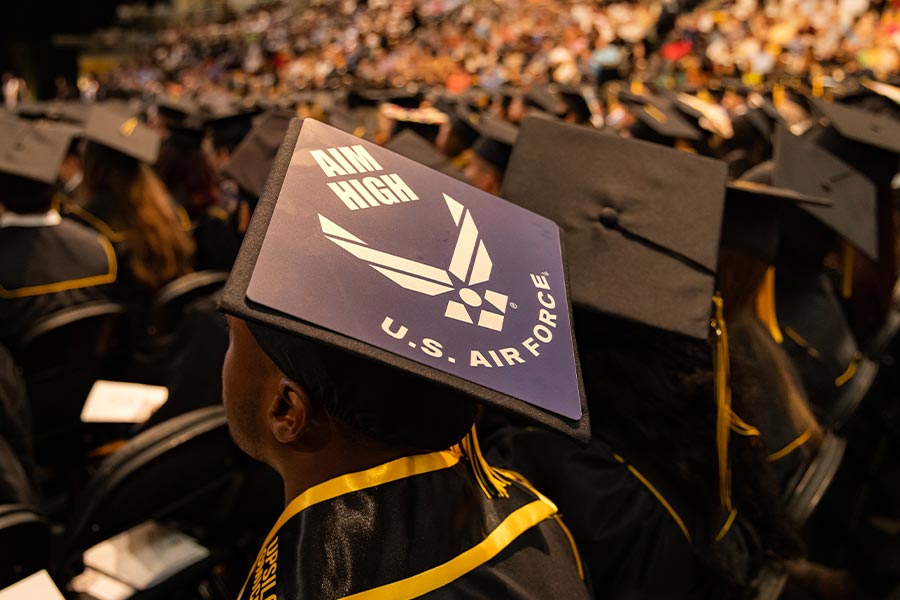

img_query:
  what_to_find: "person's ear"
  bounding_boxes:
[267,379,313,444]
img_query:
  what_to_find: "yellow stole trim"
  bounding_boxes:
[240,450,461,597]
[0,235,118,298]
[767,428,813,462]
[63,203,128,243]
[341,499,557,600]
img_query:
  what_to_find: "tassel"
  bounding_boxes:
[841,243,855,299]
[772,84,785,108]
[755,267,784,344]
[631,79,645,96]
[712,293,761,512]
[454,425,511,499]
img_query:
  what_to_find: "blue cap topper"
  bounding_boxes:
[247,119,582,419]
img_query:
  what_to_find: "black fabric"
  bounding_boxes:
[0,345,33,487]
[486,426,759,599]
[0,435,37,506]
[776,271,867,423]
[0,220,113,346]
[773,126,878,260]
[471,115,519,171]
[238,459,589,600]
[502,116,727,339]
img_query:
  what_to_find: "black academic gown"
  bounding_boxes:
[238,450,590,600]
[0,217,115,346]
[487,427,763,600]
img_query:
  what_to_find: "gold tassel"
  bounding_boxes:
[712,293,761,512]
[755,267,784,344]
[454,425,511,499]
[841,243,855,299]
[772,84,786,108]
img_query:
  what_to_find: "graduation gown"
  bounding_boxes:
[238,450,589,600]
[0,214,115,346]
[487,427,763,600]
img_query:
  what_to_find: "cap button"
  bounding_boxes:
[599,206,619,228]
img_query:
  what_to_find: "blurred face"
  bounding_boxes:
[464,153,502,195]
[222,317,280,461]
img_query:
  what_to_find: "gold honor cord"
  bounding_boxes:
[755,267,784,344]
[455,425,514,499]
[712,293,761,512]
[612,452,692,543]
[552,514,585,580]
[767,428,813,462]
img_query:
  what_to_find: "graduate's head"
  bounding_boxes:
[0,116,73,213]
[0,173,56,214]
[222,316,478,465]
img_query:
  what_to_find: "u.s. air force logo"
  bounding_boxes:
[245,119,582,419]
[319,194,508,332]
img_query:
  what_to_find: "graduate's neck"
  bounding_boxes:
[277,438,414,506]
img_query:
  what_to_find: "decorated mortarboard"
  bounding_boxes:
[384,130,466,182]
[773,126,878,260]
[83,105,160,164]
[224,108,294,198]
[0,118,75,184]
[380,104,448,144]
[219,118,588,440]
[502,116,727,340]
[471,115,519,172]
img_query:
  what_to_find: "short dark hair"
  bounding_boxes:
[247,322,477,451]
[0,173,56,214]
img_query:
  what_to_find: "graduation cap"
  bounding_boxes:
[206,109,259,151]
[619,93,702,143]
[83,105,161,164]
[155,93,204,124]
[721,179,832,263]
[813,98,900,154]
[557,84,595,124]
[524,86,567,117]
[502,116,727,340]
[673,92,734,139]
[384,129,466,182]
[347,88,423,109]
[219,118,588,441]
[223,109,294,198]
[772,126,878,260]
[326,106,367,138]
[471,116,518,172]
[14,100,89,125]
[0,118,74,184]
[380,104,448,145]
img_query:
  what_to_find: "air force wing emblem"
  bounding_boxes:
[320,194,509,331]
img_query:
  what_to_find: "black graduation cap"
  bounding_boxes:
[223,109,294,198]
[813,98,900,154]
[524,86,567,117]
[721,179,832,263]
[83,105,161,164]
[557,84,594,124]
[471,116,518,172]
[446,106,481,148]
[348,88,423,109]
[155,93,204,124]
[502,116,727,340]
[219,118,588,441]
[206,109,258,151]
[384,129,466,182]
[327,106,367,138]
[14,100,89,125]
[619,93,703,142]
[772,126,878,260]
[0,118,74,184]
